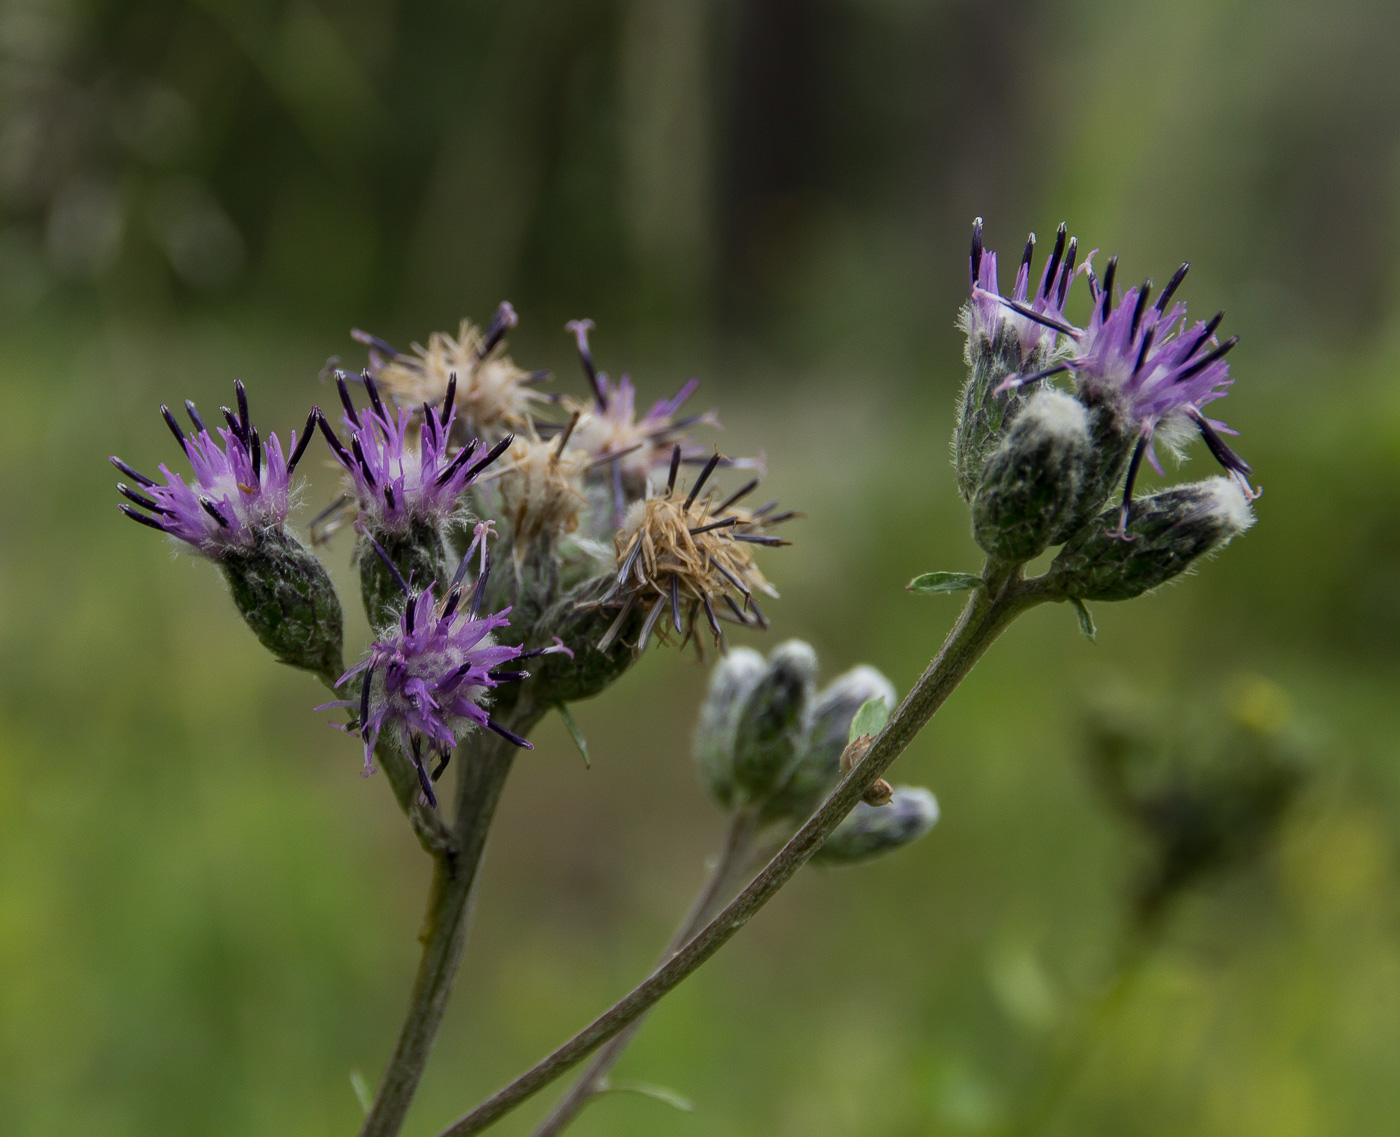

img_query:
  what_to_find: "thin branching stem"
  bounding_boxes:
[530,808,761,1136]
[436,564,1046,1137]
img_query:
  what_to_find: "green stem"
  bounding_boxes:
[358,699,545,1137]
[436,566,1045,1137]
[529,808,760,1137]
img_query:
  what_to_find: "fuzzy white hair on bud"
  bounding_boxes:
[1021,388,1090,443]
[1201,475,1256,537]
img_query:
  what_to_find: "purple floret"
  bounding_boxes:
[318,373,512,532]
[967,217,1082,362]
[112,381,315,555]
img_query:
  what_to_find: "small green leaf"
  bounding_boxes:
[555,702,591,768]
[602,1081,695,1113]
[849,697,890,744]
[350,1070,373,1116]
[1070,598,1097,643]
[906,571,985,595]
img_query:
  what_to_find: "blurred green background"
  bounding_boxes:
[4,0,1400,1134]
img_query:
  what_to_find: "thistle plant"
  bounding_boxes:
[111,219,1262,1137]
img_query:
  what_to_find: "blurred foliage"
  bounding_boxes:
[4,1,1400,1135]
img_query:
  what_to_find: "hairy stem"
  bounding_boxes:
[530,808,760,1137]
[437,567,1044,1137]
[359,700,544,1137]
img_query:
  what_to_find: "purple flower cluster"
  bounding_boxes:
[993,255,1255,507]
[317,373,512,532]
[112,381,314,556]
[967,218,1081,363]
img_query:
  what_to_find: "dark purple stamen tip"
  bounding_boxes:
[1116,434,1148,536]
[439,589,461,622]
[1020,232,1036,273]
[731,533,787,546]
[403,591,417,633]
[1132,327,1156,378]
[117,482,168,514]
[722,593,750,625]
[1184,311,1225,360]
[1175,335,1238,384]
[1100,256,1118,320]
[1043,223,1067,298]
[488,669,530,683]
[383,483,396,510]
[184,399,207,433]
[435,438,480,487]
[566,318,606,410]
[464,435,512,482]
[995,297,1079,336]
[1156,262,1190,312]
[970,217,984,289]
[486,718,533,749]
[1128,281,1152,344]
[317,412,352,465]
[351,328,401,358]
[250,426,262,480]
[288,409,317,473]
[364,531,412,596]
[1056,237,1079,308]
[669,573,682,635]
[235,380,250,434]
[714,478,759,514]
[364,375,388,421]
[350,435,378,487]
[118,503,169,532]
[481,301,518,358]
[666,444,682,494]
[701,594,722,638]
[684,451,722,511]
[689,516,740,535]
[200,497,230,527]
[110,457,156,487]
[442,374,457,426]
[160,405,188,450]
[337,375,361,427]
[1192,411,1253,475]
[431,750,451,782]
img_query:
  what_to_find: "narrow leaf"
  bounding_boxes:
[350,1070,373,1116]
[849,697,890,744]
[602,1081,696,1113]
[1070,598,1097,643]
[556,702,591,768]
[906,571,984,595]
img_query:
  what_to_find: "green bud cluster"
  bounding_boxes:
[692,642,939,866]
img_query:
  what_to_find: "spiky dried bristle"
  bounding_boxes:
[373,317,548,435]
[497,431,590,551]
[595,485,785,653]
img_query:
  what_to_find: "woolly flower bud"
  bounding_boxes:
[814,786,940,866]
[1049,476,1255,601]
[765,665,896,822]
[222,530,345,684]
[693,647,766,809]
[972,388,1092,563]
[731,640,817,802]
[355,303,550,441]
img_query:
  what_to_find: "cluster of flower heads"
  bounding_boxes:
[114,306,790,797]
[112,380,314,555]
[967,218,1257,535]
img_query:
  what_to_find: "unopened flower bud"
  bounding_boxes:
[692,648,766,809]
[972,389,1092,563]
[731,640,817,802]
[221,530,345,684]
[765,665,896,822]
[1048,476,1255,601]
[814,786,940,866]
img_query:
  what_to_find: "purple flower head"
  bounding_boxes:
[563,319,757,521]
[993,255,1257,537]
[317,372,513,533]
[112,381,315,556]
[318,531,569,806]
[965,217,1083,364]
